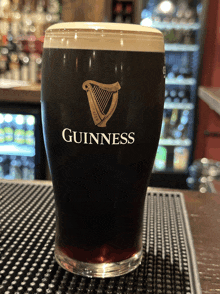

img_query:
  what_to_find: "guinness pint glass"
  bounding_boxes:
[41,22,165,278]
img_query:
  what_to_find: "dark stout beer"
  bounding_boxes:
[41,22,165,277]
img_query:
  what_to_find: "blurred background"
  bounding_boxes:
[0,0,220,193]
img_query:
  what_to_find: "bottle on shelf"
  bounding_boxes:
[170,89,177,98]
[173,146,189,171]
[21,156,29,179]
[173,97,180,103]
[114,2,123,23]
[178,90,185,99]
[153,146,167,171]
[36,55,42,83]
[34,0,46,39]
[21,0,33,36]
[169,108,179,137]
[160,109,172,139]
[29,53,38,83]
[9,51,20,80]
[19,52,29,81]
[9,155,22,179]
[11,0,21,39]
[14,114,25,145]
[0,47,9,78]
[25,115,35,147]
[4,113,14,144]
[0,0,11,42]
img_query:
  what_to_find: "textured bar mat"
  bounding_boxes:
[0,182,201,294]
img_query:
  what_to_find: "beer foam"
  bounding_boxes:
[44,22,164,52]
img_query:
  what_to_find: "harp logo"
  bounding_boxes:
[82,80,121,127]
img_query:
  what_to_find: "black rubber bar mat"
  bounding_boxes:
[0,182,201,294]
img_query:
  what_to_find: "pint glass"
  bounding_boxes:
[41,22,165,278]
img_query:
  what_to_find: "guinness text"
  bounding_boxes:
[62,128,135,145]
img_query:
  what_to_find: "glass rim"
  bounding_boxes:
[46,22,163,37]
[44,22,164,52]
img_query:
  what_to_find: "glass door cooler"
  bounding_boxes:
[0,103,46,180]
[138,0,207,188]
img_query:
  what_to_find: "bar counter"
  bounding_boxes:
[1,180,219,293]
[198,86,220,116]
[0,84,41,104]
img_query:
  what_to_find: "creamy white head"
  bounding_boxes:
[44,22,164,53]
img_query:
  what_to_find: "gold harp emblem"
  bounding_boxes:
[82,80,121,127]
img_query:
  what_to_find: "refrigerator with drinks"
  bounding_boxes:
[109,0,208,188]
[0,103,46,180]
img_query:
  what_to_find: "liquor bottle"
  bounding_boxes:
[46,0,61,25]
[11,0,21,39]
[7,22,17,53]
[0,47,9,78]
[34,0,46,38]
[9,52,20,80]
[125,16,132,24]
[21,0,33,36]
[25,115,35,146]
[0,0,10,41]
[14,114,25,145]
[125,3,132,15]
[29,53,37,83]
[114,2,123,23]
[4,113,14,144]
[6,20,19,80]
[19,52,29,81]
[36,55,42,83]
[124,3,132,23]
[115,14,123,23]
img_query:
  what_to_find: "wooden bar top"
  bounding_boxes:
[198,86,220,116]
[0,84,41,104]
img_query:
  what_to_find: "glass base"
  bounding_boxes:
[55,247,143,278]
